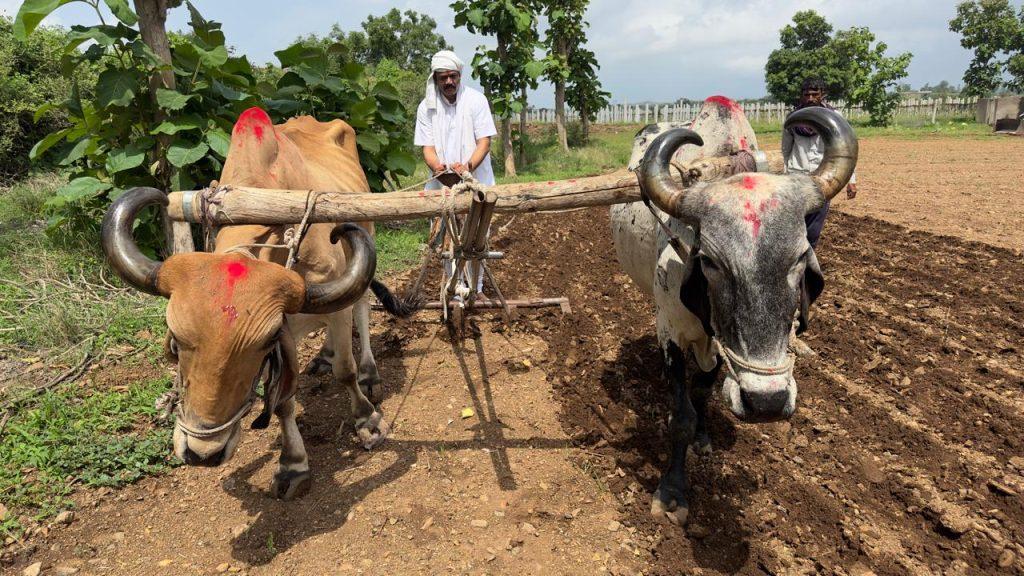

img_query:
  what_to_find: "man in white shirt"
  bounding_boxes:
[782,77,858,248]
[414,51,497,297]
[414,50,497,189]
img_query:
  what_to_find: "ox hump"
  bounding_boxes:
[233,107,277,145]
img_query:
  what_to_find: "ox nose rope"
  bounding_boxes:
[168,341,286,439]
[713,337,796,383]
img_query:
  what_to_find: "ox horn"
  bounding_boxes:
[101,187,167,296]
[301,223,377,315]
[638,128,705,218]
[783,107,858,212]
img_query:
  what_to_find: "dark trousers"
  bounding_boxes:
[805,199,831,248]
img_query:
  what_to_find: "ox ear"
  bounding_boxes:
[797,248,825,334]
[680,254,714,336]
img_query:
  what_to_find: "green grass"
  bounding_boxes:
[0,375,176,538]
[376,220,430,274]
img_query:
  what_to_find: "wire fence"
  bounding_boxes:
[521,97,979,125]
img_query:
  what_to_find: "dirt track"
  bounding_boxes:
[7,136,1024,576]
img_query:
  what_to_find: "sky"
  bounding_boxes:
[2,0,1019,107]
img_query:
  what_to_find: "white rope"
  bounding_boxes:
[221,190,320,270]
[713,337,795,382]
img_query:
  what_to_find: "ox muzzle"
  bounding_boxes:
[172,342,286,467]
[718,343,797,423]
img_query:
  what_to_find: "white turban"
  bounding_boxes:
[425,50,464,111]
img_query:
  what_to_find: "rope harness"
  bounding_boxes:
[160,339,288,438]
[221,190,322,270]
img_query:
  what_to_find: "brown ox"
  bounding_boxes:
[102,107,411,499]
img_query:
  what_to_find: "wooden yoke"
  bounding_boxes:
[168,170,641,225]
[166,149,787,227]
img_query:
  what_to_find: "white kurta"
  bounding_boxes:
[414,86,497,189]
[782,109,857,184]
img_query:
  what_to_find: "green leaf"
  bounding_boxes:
[13,0,74,39]
[106,142,148,174]
[33,103,58,123]
[156,89,194,111]
[196,45,229,68]
[274,43,321,68]
[356,133,382,154]
[351,98,377,118]
[205,128,231,158]
[467,8,485,27]
[57,138,91,166]
[385,150,416,176]
[524,60,547,80]
[166,140,210,168]
[96,68,137,108]
[102,0,138,26]
[150,115,204,135]
[55,177,112,204]
[29,128,71,161]
[64,24,134,53]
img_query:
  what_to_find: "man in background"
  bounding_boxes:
[414,50,497,297]
[782,77,858,248]
[415,50,496,189]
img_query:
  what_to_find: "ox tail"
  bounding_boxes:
[370,279,422,318]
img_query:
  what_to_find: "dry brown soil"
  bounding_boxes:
[6,135,1024,576]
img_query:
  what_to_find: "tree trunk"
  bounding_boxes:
[502,118,516,177]
[554,40,568,151]
[518,85,528,168]
[581,103,590,143]
[133,0,194,255]
[496,34,516,177]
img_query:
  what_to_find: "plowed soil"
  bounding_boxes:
[6,135,1024,576]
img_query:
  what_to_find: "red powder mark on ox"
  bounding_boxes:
[220,305,239,324]
[233,107,272,143]
[705,95,743,114]
[741,198,781,240]
[739,175,758,190]
[739,136,749,150]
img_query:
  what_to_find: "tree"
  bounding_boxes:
[920,80,962,95]
[765,10,912,126]
[541,0,588,151]
[949,0,1024,96]
[15,1,414,251]
[452,0,544,177]
[0,16,96,184]
[359,9,452,70]
[564,46,608,143]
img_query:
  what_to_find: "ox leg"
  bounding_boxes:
[651,340,695,526]
[302,343,334,376]
[690,359,721,455]
[328,308,389,450]
[354,293,383,403]
[270,396,311,500]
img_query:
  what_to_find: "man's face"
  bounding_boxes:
[435,70,461,101]
[800,88,825,106]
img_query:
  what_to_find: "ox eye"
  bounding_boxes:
[699,254,719,271]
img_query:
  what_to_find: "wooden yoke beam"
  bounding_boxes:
[167,170,642,225]
[165,150,788,226]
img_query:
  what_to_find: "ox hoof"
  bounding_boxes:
[692,433,712,456]
[302,356,333,376]
[356,411,390,450]
[271,469,311,501]
[651,488,690,527]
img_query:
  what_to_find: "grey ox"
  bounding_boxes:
[610,96,857,525]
